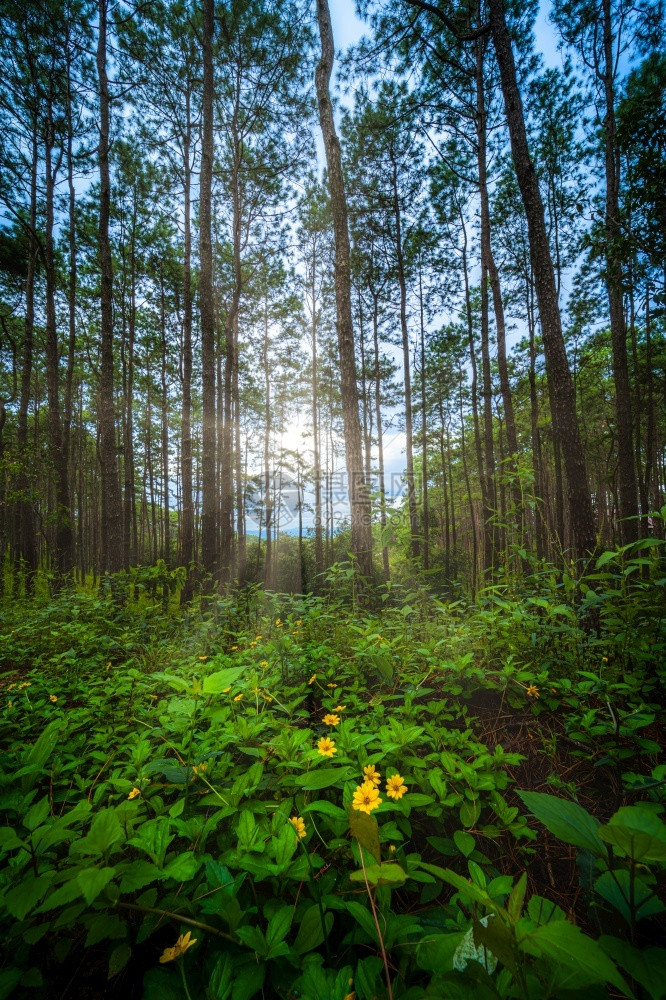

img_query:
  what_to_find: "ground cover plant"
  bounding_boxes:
[0,546,663,999]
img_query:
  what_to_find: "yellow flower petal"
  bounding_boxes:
[352,780,382,814]
[385,774,407,800]
[317,736,337,757]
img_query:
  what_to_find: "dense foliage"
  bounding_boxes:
[0,542,664,998]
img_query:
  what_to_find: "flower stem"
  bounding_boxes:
[357,839,393,1000]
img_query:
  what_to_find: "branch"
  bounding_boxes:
[403,0,490,42]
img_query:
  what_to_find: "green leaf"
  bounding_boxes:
[349,809,381,863]
[2,875,49,920]
[453,830,475,858]
[162,851,201,882]
[272,825,298,867]
[108,943,132,979]
[293,904,333,956]
[76,867,115,905]
[23,797,50,832]
[595,870,665,923]
[230,959,265,1000]
[208,953,234,1000]
[518,791,604,856]
[598,807,666,862]
[71,809,124,858]
[292,768,349,791]
[599,937,666,999]
[302,800,348,822]
[473,917,516,972]
[118,860,162,894]
[0,967,23,1000]
[507,872,527,923]
[203,667,245,694]
[349,861,406,886]
[519,919,630,993]
[355,955,383,1000]
[526,895,566,926]
[346,899,379,942]
[128,817,173,867]
[418,864,498,912]
[265,905,292,950]
[0,828,25,853]
[459,799,481,827]
[21,720,64,792]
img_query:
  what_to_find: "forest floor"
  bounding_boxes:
[0,573,663,998]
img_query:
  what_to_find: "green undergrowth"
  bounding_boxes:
[0,546,664,999]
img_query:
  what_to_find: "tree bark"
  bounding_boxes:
[315,0,373,582]
[488,0,595,558]
[180,84,195,600]
[601,0,637,544]
[199,0,217,587]
[97,0,124,576]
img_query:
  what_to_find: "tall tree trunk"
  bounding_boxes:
[488,0,595,558]
[160,276,170,565]
[315,0,373,581]
[64,45,77,571]
[234,314,246,584]
[372,290,390,584]
[476,35,521,542]
[220,128,243,586]
[199,0,217,587]
[263,300,273,590]
[180,86,195,600]
[601,0,637,544]
[97,0,123,576]
[16,126,39,594]
[418,264,429,570]
[460,206,487,552]
[390,152,419,559]
[44,92,72,585]
[311,264,324,583]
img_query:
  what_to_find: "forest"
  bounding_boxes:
[0,0,664,996]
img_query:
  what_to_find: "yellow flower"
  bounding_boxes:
[333,704,346,712]
[192,763,207,776]
[7,701,12,709]
[128,787,141,800]
[255,635,262,640]
[327,683,337,689]
[317,736,337,757]
[222,686,231,694]
[249,642,257,648]
[7,683,15,691]
[289,816,306,839]
[262,693,273,702]
[231,645,238,651]
[159,931,197,963]
[49,694,58,703]
[296,619,303,625]
[234,693,244,702]
[526,684,540,699]
[260,660,269,668]
[106,663,111,672]
[385,774,407,800]
[363,764,381,786]
[198,655,208,662]
[275,619,282,626]
[323,713,340,726]
[308,673,317,685]
[352,781,382,814]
